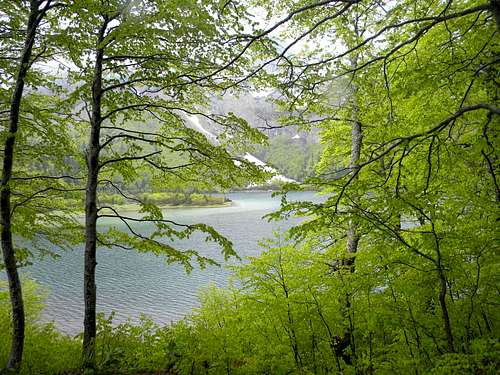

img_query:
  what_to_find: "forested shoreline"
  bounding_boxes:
[70,191,232,212]
[1,0,499,374]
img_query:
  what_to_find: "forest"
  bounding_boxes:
[0,0,499,374]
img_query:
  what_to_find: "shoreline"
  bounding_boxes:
[100,200,234,212]
[66,200,233,219]
[59,189,319,219]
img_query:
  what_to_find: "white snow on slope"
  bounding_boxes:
[187,115,296,184]
[243,153,296,184]
[187,115,217,141]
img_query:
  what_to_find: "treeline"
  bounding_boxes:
[254,134,322,182]
[64,191,230,210]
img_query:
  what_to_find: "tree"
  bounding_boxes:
[271,0,499,370]
[0,0,79,370]
[58,0,272,367]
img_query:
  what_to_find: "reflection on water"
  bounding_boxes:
[16,191,318,334]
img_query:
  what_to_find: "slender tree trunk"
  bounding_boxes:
[82,19,108,368]
[480,309,492,334]
[336,50,363,364]
[437,265,455,352]
[286,302,301,368]
[1,2,41,371]
[430,220,455,353]
[344,113,362,265]
[345,53,362,270]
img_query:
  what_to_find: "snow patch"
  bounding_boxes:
[187,115,296,184]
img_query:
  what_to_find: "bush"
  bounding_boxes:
[0,280,80,374]
[189,193,207,205]
[95,312,172,373]
[428,339,500,375]
[99,193,125,205]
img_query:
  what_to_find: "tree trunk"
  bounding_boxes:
[336,42,363,364]
[82,19,107,369]
[437,265,455,352]
[345,54,362,270]
[345,111,362,267]
[1,2,40,371]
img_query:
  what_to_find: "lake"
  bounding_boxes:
[17,191,317,334]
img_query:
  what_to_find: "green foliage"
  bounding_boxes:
[99,194,125,206]
[166,237,500,374]
[138,191,227,207]
[0,280,80,374]
[0,0,83,268]
[63,191,229,210]
[164,1,500,374]
[94,312,171,373]
[52,0,273,275]
[0,279,181,374]
[2,1,499,374]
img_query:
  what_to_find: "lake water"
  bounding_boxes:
[16,191,317,334]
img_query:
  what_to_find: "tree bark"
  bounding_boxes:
[345,50,362,270]
[336,42,363,366]
[345,108,362,268]
[334,89,363,365]
[437,265,455,352]
[1,1,41,371]
[82,18,108,369]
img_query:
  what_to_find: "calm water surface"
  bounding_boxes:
[19,191,318,334]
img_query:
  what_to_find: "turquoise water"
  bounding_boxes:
[18,191,318,334]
